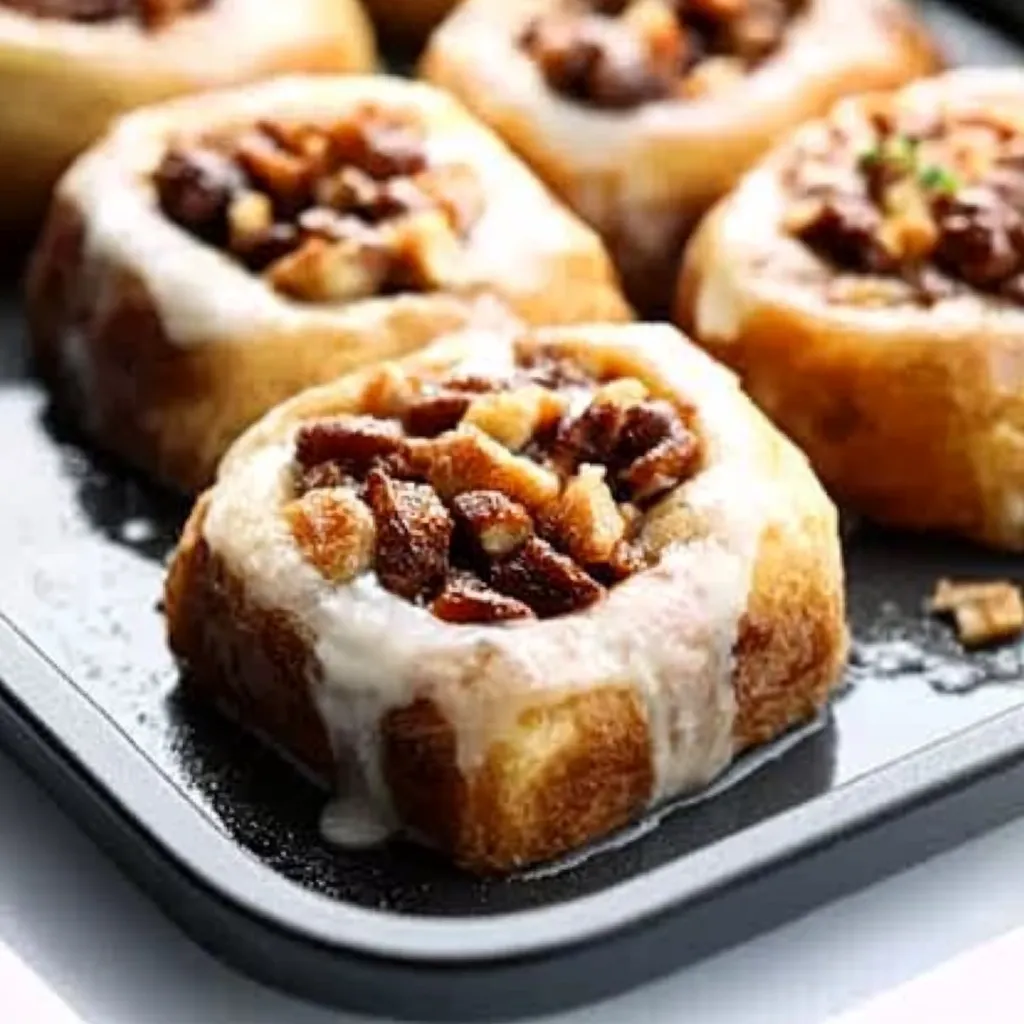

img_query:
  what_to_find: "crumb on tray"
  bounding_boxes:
[929,578,1024,648]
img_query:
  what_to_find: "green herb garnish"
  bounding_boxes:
[918,164,961,195]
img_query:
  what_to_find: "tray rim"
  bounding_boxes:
[4,606,1024,967]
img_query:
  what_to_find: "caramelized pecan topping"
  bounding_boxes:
[154,107,484,303]
[365,468,454,603]
[518,0,805,110]
[783,102,1024,306]
[285,351,704,623]
[1,0,209,27]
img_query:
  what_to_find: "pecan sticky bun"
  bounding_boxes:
[678,71,1024,550]
[423,0,939,311]
[27,76,630,493]
[165,322,847,872]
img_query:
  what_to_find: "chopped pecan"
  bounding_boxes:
[328,113,428,181]
[417,427,561,513]
[284,488,375,584]
[622,432,701,502]
[519,13,672,110]
[552,396,626,473]
[490,538,605,619]
[227,189,275,254]
[452,490,534,558]
[549,464,625,565]
[294,416,407,477]
[789,194,895,274]
[462,385,568,452]
[235,129,313,212]
[154,145,243,243]
[431,572,536,624]
[929,578,1024,648]
[267,234,389,303]
[934,188,1024,288]
[593,377,649,409]
[365,469,453,602]
[403,390,473,438]
[387,210,463,290]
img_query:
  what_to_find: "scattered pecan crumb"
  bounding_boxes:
[365,469,453,602]
[284,488,375,583]
[929,578,1024,648]
[490,538,605,619]
[431,572,536,624]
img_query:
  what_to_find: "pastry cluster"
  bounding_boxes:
[155,107,483,303]
[519,0,804,109]
[0,0,210,28]
[285,350,701,623]
[784,100,1024,305]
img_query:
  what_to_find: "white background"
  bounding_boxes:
[3,745,1024,1024]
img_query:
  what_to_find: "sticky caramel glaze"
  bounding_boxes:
[166,324,847,871]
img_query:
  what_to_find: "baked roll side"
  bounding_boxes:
[27,76,630,493]
[0,0,377,226]
[421,0,939,310]
[167,324,846,872]
[678,70,1024,549]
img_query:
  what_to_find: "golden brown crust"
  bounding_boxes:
[165,325,847,874]
[421,0,940,311]
[0,0,377,228]
[26,77,631,494]
[676,71,1024,550]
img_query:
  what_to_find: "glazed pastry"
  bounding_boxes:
[678,70,1024,550]
[0,0,377,229]
[421,0,939,311]
[165,321,847,873]
[363,0,455,43]
[26,75,630,493]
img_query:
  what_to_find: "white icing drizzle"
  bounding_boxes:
[201,325,807,849]
[55,75,597,351]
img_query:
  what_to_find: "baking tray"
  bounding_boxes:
[3,3,1024,1019]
